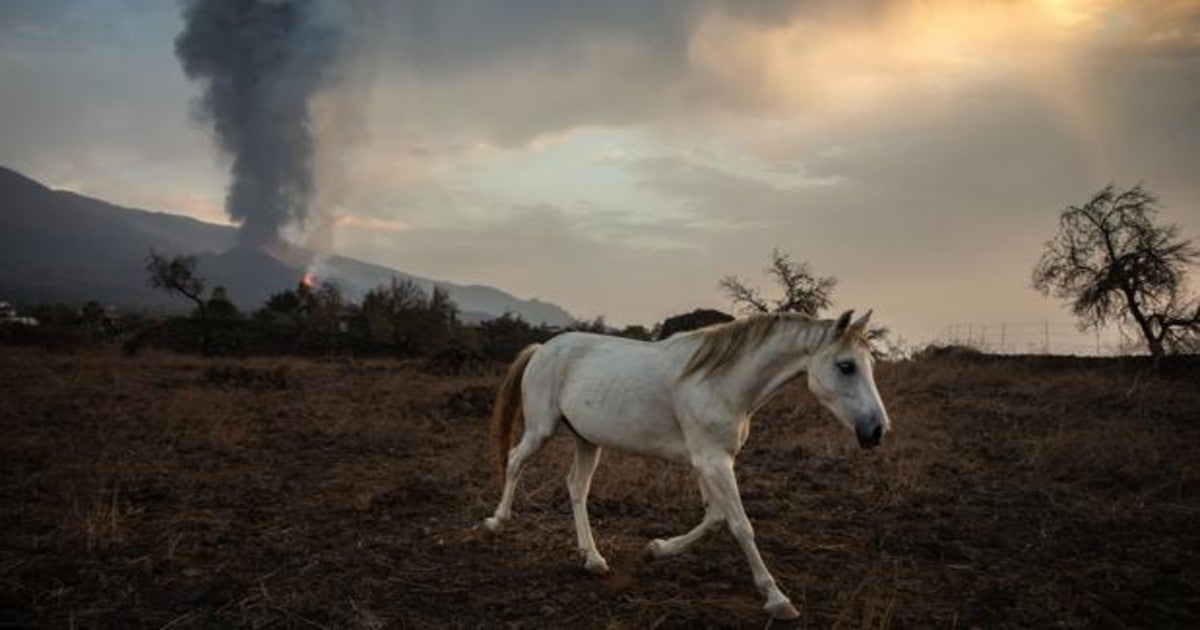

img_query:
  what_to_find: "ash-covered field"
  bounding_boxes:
[1,348,1197,627]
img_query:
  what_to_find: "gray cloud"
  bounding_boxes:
[360,0,865,144]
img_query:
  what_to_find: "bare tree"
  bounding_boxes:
[719,250,896,354]
[720,249,837,316]
[1032,184,1199,356]
[146,250,213,355]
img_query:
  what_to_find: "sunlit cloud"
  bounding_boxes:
[333,215,411,233]
[686,1,1142,161]
[663,1,1187,187]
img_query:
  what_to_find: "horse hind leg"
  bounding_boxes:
[566,436,607,574]
[646,473,723,558]
[483,406,558,532]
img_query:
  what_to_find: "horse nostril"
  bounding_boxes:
[857,423,883,450]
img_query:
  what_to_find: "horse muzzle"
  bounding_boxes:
[856,423,884,450]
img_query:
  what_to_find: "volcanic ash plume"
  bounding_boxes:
[175,0,344,249]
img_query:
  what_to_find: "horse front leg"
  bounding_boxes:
[695,454,799,620]
[646,474,724,557]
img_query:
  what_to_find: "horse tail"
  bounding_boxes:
[490,343,540,480]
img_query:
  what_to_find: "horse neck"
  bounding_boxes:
[719,322,829,412]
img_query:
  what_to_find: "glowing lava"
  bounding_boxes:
[301,270,315,288]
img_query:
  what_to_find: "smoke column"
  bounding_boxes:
[176,0,343,248]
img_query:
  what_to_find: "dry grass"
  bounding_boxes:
[0,347,1197,627]
[69,487,124,552]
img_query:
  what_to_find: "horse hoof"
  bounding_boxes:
[584,557,610,575]
[765,599,800,620]
[482,517,503,533]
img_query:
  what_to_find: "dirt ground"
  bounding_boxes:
[1,347,1197,628]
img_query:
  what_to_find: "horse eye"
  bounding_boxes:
[836,361,856,376]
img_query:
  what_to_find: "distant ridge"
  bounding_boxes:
[0,166,574,325]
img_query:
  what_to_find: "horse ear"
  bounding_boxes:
[834,309,854,336]
[851,309,873,331]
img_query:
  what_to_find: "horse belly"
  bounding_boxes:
[559,372,688,462]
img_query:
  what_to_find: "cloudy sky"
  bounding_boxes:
[2,1,1198,348]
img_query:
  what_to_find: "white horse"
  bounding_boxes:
[482,309,890,619]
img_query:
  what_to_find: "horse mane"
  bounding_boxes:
[679,312,832,379]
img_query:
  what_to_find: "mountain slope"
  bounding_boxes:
[0,166,573,325]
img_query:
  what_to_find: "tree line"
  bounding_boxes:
[137,252,577,363]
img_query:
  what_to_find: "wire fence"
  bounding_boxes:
[929,321,1144,356]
